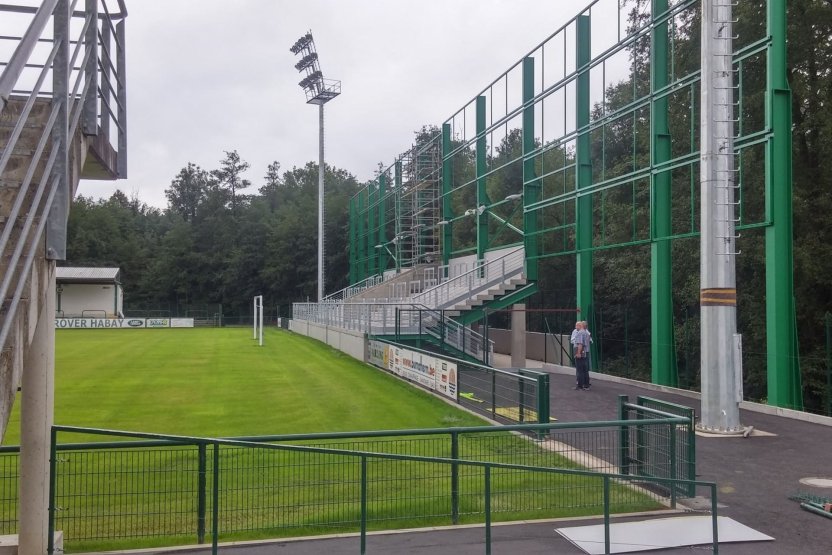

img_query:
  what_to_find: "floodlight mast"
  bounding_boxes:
[290,31,341,302]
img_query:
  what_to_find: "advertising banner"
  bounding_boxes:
[367,340,457,401]
[55,318,147,329]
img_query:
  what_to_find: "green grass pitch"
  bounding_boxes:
[4,327,486,443]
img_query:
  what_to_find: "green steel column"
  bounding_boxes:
[349,196,357,284]
[368,183,377,277]
[358,188,367,281]
[522,57,540,280]
[576,15,594,362]
[650,0,676,386]
[378,174,388,274]
[765,0,801,409]
[395,160,403,272]
[476,96,489,262]
[442,123,454,266]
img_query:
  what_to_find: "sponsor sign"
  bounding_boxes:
[367,340,457,401]
[55,318,145,329]
[145,318,170,328]
[170,318,195,328]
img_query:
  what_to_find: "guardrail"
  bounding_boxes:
[374,338,547,426]
[292,302,495,363]
[412,247,525,309]
[0,417,711,553]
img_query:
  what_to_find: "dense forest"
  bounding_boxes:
[65,0,832,413]
[66,155,359,318]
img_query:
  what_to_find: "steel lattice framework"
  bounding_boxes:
[348,0,798,411]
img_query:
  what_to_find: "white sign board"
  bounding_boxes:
[368,340,457,401]
[55,318,147,329]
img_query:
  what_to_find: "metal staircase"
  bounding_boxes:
[0,0,127,443]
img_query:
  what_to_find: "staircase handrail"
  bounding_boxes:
[0,1,59,114]
[412,247,525,309]
[322,274,383,302]
[292,300,494,363]
[0,2,127,393]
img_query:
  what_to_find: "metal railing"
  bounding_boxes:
[293,302,494,363]
[372,339,548,426]
[322,274,385,302]
[0,416,711,553]
[0,1,128,431]
[412,247,526,310]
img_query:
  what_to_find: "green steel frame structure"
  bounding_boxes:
[348,0,798,410]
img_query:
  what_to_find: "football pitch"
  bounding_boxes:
[4,327,487,444]
[1,328,662,551]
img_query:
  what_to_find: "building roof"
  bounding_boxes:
[56,267,120,283]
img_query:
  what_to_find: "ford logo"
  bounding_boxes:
[127,319,144,327]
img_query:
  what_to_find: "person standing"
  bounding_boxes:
[581,320,592,389]
[570,321,583,389]
[572,322,591,390]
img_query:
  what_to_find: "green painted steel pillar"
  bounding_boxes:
[650,0,676,386]
[442,123,454,266]
[349,196,357,284]
[368,183,377,277]
[476,96,489,263]
[357,188,367,281]
[522,56,540,281]
[765,0,802,409]
[395,160,403,272]
[576,15,594,363]
[378,173,388,274]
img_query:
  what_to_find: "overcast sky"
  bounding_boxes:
[77,0,610,208]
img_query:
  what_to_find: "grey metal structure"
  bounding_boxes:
[290,31,341,302]
[0,1,128,551]
[699,0,743,433]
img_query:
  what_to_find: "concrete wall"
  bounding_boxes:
[289,320,367,362]
[56,283,121,317]
[486,327,571,365]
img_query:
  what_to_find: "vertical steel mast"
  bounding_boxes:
[290,31,341,301]
[699,0,744,433]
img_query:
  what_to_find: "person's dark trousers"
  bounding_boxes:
[575,356,589,388]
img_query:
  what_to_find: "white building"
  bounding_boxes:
[55,267,123,318]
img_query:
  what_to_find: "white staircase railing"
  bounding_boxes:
[292,302,493,363]
[412,247,525,309]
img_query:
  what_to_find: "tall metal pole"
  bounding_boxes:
[699,0,743,433]
[318,103,325,301]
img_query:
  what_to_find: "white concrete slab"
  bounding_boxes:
[554,515,773,554]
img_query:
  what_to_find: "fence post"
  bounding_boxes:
[47,427,58,555]
[518,375,526,423]
[451,431,460,524]
[197,444,207,544]
[212,444,219,555]
[537,373,550,434]
[603,475,611,554]
[669,422,677,508]
[711,484,720,554]
[686,408,696,497]
[618,395,630,474]
[360,456,367,555]
[491,370,497,418]
[484,465,492,555]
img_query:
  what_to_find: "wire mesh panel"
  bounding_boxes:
[54,446,202,546]
[0,451,18,534]
[11,418,699,550]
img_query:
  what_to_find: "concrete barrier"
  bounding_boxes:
[288,320,367,362]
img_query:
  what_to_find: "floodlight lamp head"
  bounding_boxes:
[477,205,486,215]
[437,220,450,226]
[504,193,523,201]
[464,208,476,216]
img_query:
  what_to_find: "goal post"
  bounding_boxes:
[253,295,263,346]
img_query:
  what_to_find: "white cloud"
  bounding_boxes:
[78,0,613,208]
